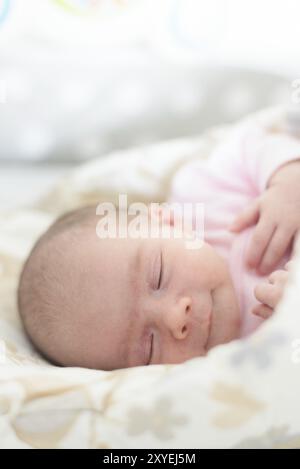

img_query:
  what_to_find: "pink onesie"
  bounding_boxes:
[168,122,300,337]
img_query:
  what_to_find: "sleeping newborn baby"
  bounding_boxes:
[18,121,300,370]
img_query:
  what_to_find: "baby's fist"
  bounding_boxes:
[252,261,293,319]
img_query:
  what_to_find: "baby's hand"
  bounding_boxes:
[229,160,300,275]
[252,261,294,318]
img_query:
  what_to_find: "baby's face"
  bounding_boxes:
[58,217,241,370]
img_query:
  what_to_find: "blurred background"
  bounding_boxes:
[1,0,300,209]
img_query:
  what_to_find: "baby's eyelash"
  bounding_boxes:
[147,333,154,365]
[157,252,163,289]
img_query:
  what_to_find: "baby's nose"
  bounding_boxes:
[165,296,192,340]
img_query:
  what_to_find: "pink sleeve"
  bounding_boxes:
[240,125,300,194]
[168,122,300,207]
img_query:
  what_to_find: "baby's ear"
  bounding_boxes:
[151,205,175,226]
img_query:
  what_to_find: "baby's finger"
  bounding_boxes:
[246,218,276,269]
[252,303,274,319]
[268,269,287,285]
[285,260,295,272]
[254,282,279,309]
[229,199,259,232]
[258,226,295,275]
[228,200,260,232]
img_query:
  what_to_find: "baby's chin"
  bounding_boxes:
[206,282,241,351]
